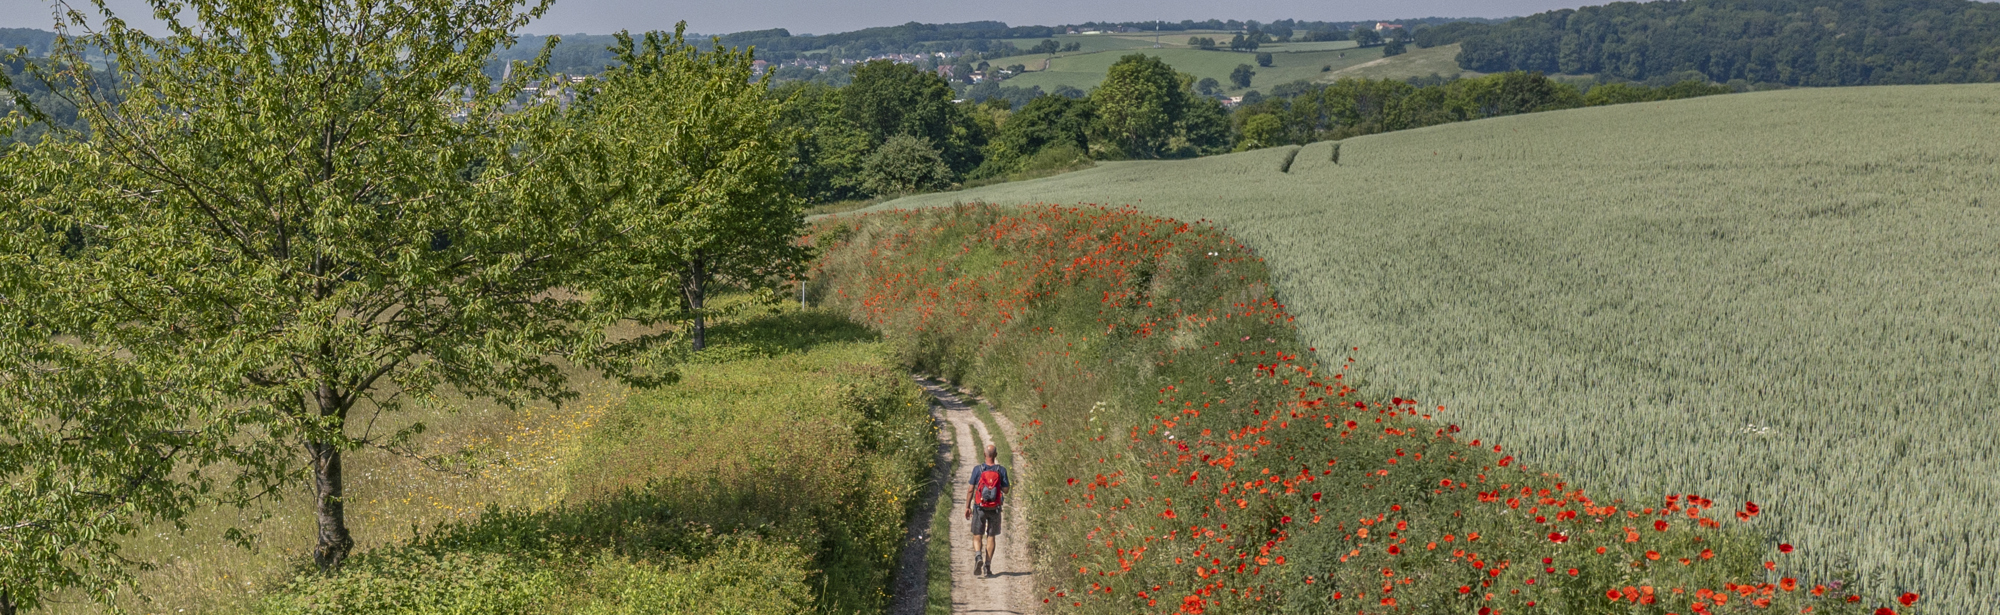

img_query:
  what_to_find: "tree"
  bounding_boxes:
[1090,55,1185,158]
[1383,39,1407,56]
[1231,64,1257,88]
[0,0,701,606]
[862,134,954,195]
[1352,27,1383,47]
[843,60,986,175]
[1237,113,1285,150]
[1256,52,1275,67]
[982,94,1095,172]
[1195,77,1223,97]
[772,82,872,204]
[581,26,810,353]
[1090,54,1226,158]
[1030,39,1061,54]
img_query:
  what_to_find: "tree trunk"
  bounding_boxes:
[309,384,353,572]
[2,588,16,615]
[682,255,707,351]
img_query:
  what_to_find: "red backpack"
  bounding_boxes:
[975,466,1005,509]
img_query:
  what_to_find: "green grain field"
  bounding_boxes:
[870,84,2000,613]
[997,46,1385,93]
[1320,42,1477,81]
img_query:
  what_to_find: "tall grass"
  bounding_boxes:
[867,84,2000,613]
[52,304,934,614]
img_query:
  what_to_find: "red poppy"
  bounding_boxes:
[1875,609,1896,615]
[1654,519,1669,532]
[1779,543,1794,553]
[1899,593,1920,606]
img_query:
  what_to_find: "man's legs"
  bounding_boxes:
[981,533,998,574]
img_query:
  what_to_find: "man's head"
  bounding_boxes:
[986,444,997,463]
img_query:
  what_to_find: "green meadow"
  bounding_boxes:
[873,83,2000,613]
[1320,42,1477,81]
[992,42,1382,93]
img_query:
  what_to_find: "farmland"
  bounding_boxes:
[871,84,2000,612]
[1321,42,1478,81]
[990,40,1375,93]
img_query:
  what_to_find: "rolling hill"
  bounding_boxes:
[867,83,2000,613]
[985,35,1386,93]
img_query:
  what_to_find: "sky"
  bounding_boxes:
[0,0,1592,35]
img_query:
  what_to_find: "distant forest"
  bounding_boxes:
[1419,0,2000,86]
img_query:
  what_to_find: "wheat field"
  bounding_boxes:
[873,83,2000,612]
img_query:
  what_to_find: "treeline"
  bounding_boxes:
[1422,0,2000,86]
[776,55,1739,204]
[1068,17,1491,39]
[774,55,1230,203]
[1232,72,1731,148]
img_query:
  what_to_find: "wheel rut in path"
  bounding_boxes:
[919,377,1037,615]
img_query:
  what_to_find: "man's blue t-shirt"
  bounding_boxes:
[969,464,1010,491]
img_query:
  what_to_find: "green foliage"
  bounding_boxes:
[1254,52,1274,67]
[980,94,1095,175]
[1382,38,1406,56]
[1351,26,1383,47]
[257,551,566,615]
[844,60,987,175]
[1584,79,1736,106]
[924,479,954,615]
[773,82,873,204]
[267,306,930,614]
[256,510,816,615]
[0,0,647,604]
[1235,113,1285,151]
[1228,71,1588,145]
[868,83,2000,613]
[578,25,811,353]
[1454,0,2000,86]
[863,134,956,197]
[1229,63,1256,88]
[1090,54,1227,159]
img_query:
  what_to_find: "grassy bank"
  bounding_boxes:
[812,204,1910,614]
[56,304,934,614]
[252,306,934,614]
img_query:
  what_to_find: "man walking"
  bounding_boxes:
[965,443,1008,577]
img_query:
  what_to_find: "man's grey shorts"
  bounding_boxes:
[971,506,1002,536]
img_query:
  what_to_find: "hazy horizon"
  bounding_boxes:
[0,0,1588,36]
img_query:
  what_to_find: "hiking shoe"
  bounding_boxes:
[973,552,983,575]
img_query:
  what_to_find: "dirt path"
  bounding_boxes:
[918,377,1036,615]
